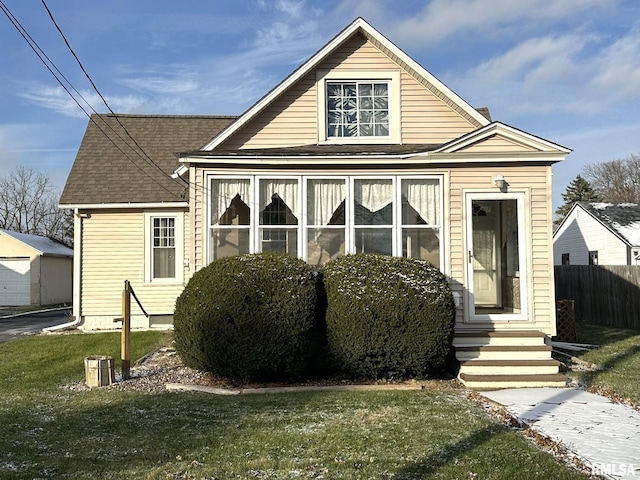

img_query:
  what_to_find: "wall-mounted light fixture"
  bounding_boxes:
[493,174,507,191]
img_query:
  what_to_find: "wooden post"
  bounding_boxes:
[121,280,131,380]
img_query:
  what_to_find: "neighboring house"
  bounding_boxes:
[553,202,640,265]
[0,230,73,306]
[60,18,570,388]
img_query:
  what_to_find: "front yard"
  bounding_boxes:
[568,322,640,404]
[0,331,590,479]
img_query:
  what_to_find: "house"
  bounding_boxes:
[60,18,570,388]
[0,230,73,306]
[553,202,640,265]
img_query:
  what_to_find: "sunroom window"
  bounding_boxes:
[259,179,299,256]
[209,178,251,261]
[327,81,389,138]
[207,175,443,268]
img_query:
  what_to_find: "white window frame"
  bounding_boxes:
[144,211,184,284]
[254,175,302,256]
[302,176,350,264]
[397,175,444,269]
[204,173,444,270]
[317,70,401,144]
[207,175,253,262]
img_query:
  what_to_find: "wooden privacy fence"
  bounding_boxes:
[555,265,640,330]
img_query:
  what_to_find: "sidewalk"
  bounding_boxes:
[483,388,640,480]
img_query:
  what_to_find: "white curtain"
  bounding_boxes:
[402,179,440,225]
[308,179,346,225]
[355,179,393,212]
[210,179,251,226]
[259,179,299,218]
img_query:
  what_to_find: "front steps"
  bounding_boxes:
[454,330,566,389]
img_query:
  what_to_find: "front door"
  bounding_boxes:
[466,193,528,321]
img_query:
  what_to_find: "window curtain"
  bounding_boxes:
[211,179,251,226]
[259,179,299,220]
[307,179,346,225]
[355,179,393,213]
[402,179,440,225]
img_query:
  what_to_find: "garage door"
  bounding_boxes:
[0,258,31,306]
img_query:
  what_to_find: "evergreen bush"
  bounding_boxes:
[321,254,455,379]
[173,252,319,381]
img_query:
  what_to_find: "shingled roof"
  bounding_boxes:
[60,114,236,206]
[580,202,640,246]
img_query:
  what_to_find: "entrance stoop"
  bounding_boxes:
[454,330,567,389]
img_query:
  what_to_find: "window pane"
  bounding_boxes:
[327,81,389,138]
[211,228,250,260]
[403,228,440,267]
[211,179,251,226]
[307,228,345,265]
[354,179,393,225]
[355,228,392,255]
[153,248,175,279]
[401,179,440,225]
[261,228,297,256]
[307,179,346,225]
[259,179,299,225]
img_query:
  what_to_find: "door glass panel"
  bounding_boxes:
[471,199,521,315]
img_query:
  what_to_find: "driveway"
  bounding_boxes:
[0,308,72,343]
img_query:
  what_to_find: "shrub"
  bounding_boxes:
[173,253,319,381]
[321,254,455,379]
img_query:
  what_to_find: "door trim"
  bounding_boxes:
[464,191,529,322]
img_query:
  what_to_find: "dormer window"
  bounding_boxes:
[317,70,400,144]
[327,81,389,138]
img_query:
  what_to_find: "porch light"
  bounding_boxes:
[493,175,507,190]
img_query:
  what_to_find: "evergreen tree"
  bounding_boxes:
[554,175,601,226]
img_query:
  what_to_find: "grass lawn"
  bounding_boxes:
[570,322,640,403]
[0,333,589,479]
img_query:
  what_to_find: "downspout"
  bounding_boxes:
[43,208,84,332]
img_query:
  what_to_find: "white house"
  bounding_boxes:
[553,202,640,265]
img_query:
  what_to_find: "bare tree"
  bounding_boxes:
[0,166,72,245]
[583,153,640,203]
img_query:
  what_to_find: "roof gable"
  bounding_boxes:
[578,202,640,247]
[201,17,490,152]
[0,230,73,257]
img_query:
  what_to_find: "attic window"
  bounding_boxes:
[327,81,389,138]
[317,70,400,144]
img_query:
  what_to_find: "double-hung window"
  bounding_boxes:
[145,212,183,283]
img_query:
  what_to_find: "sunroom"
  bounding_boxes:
[204,173,443,268]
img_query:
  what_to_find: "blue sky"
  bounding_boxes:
[1,0,640,211]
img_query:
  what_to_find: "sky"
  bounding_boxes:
[1,0,640,211]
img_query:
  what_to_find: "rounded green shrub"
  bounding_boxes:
[321,254,455,379]
[173,252,319,381]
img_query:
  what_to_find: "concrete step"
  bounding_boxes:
[459,359,561,375]
[459,372,567,390]
[453,330,546,347]
[455,345,553,361]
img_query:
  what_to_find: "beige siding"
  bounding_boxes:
[80,208,188,330]
[220,34,477,150]
[458,134,539,153]
[448,164,555,334]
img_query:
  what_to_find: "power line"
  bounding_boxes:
[39,0,185,188]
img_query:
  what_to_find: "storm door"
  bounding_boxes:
[465,193,528,321]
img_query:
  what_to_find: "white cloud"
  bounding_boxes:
[382,0,616,45]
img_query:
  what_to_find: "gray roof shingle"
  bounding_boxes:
[60,114,236,205]
[580,202,640,246]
